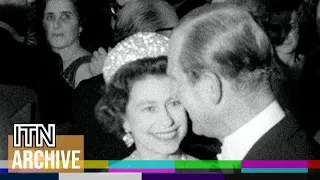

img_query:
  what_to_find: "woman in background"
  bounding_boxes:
[96,32,196,160]
[42,0,93,88]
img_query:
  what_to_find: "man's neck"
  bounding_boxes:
[222,91,276,141]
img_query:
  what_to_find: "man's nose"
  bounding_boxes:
[53,18,62,29]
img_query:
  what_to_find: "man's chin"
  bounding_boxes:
[192,124,203,136]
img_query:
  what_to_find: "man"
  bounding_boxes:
[167,4,320,160]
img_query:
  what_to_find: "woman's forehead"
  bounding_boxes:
[129,76,172,103]
[45,0,75,13]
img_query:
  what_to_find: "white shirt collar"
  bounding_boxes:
[217,100,285,160]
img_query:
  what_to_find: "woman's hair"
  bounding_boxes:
[95,56,168,139]
[259,0,303,46]
[112,0,177,46]
[39,0,82,22]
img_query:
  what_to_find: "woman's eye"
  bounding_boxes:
[45,15,54,21]
[170,100,181,107]
[61,14,71,20]
[142,106,156,112]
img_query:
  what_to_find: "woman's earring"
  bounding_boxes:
[123,132,134,148]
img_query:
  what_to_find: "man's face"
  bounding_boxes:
[167,30,217,137]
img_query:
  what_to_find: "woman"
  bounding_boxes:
[72,0,180,161]
[96,32,195,160]
[42,0,93,89]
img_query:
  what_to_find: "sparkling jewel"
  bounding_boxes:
[102,32,169,83]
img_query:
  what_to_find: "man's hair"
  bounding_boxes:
[112,0,177,46]
[176,4,272,91]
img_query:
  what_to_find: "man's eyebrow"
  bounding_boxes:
[44,12,54,15]
[61,11,74,14]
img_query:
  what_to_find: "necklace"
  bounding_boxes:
[129,151,187,160]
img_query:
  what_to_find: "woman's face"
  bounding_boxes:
[124,75,187,156]
[43,0,80,49]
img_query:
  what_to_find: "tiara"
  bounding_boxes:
[102,32,170,83]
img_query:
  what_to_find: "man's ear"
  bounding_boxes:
[276,31,297,54]
[196,72,222,105]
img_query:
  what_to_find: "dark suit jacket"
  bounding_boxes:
[0,27,36,88]
[0,26,73,124]
[244,114,320,159]
[0,85,39,160]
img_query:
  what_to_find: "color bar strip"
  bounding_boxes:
[0,168,8,173]
[142,173,225,180]
[84,160,108,169]
[242,160,308,168]
[108,160,174,169]
[59,173,142,180]
[108,168,175,173]
[175,160,241,169]
[0,173,59,180]
[308,160,320,169]
[241,168,308,173]
[175,168,223,173]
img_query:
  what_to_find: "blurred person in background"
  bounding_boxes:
[40,0,93,89]
[0,0,73,158]
[300,0,320,138]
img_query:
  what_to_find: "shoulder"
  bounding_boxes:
[74,62,92,88]
[185,154,198,160]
